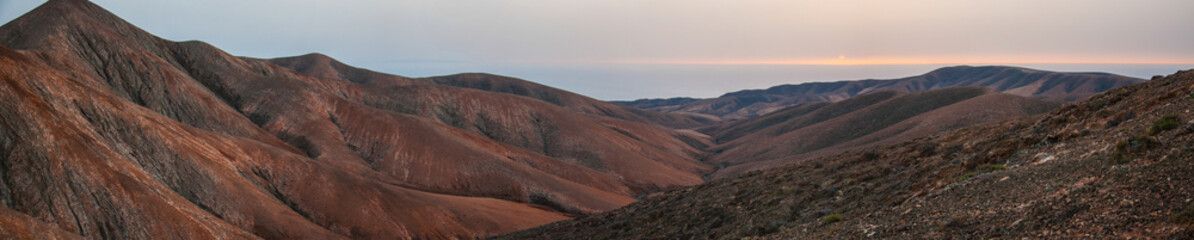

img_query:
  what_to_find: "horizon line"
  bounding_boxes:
[591,58,1194,66]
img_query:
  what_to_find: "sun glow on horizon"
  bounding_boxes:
[608,57,1194,66]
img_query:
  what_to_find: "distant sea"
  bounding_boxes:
[373,62,1191,101]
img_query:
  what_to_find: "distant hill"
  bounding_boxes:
[700,87,1060,177]
[617,66,1144,121]
[268,54,719,129]
[498,67,1194,239]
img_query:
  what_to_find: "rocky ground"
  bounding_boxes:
[497,70,1194,239]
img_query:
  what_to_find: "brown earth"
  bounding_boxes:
[0,0,715,238]
[0,0,1166,239]
[496,70,1194,239]
[703,87,1061,177]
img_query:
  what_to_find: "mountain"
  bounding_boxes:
[267,54,719,129]
[0,0,713,238]
[498,70,1194,239]
[701,87,1061,177]
[617,66,1144,121]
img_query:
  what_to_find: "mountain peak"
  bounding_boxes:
[0,0,156,50]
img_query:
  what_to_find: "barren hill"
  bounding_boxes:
[618,66,1143,120]
[497,70,1194,239]
[268,54,719,129]
[702,87,1061,177]
[0,0,713,238]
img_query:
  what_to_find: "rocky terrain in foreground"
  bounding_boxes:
[499,70,1194,239]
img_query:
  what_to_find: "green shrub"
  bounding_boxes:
[1111,135,1159,164]
[1147,114,1181,136]
[1174,203,1194,223]
[822,214,843,224]
[959,164,1007,182]
[1091,99,1108,109]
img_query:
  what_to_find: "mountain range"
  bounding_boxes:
[0,0,709,238]
[499,69,1194,240]
[617,66,1143,121]
[0,0,1176,239]
[701,87,1061,177]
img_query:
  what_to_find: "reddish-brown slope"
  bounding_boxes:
[0,0,710,238]
[324,84,711,191]
[705,87,1059,177]
[268,54,719,129]
[1,40,570,239]
[185,46,642,214]
[620,66,1142,120]
[264,55,714,192]
[0,208,84,240]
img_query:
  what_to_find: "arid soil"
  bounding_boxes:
[498,70,1194,239]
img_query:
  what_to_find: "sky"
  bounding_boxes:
[2,0,1193,100]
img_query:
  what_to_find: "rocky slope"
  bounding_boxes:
[0,0,714,238]
[498,70,1194,239]
[702,87,1060,177]
[618,66,1143,120]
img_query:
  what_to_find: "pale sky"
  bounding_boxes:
[2,0,1192,100]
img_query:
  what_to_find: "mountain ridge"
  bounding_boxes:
[616,65,1143,121]
[267,54,720,129]
[700,87,1061,177]
[0,0,709,238]
[0,0,1172,239]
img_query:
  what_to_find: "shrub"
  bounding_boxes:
[1147,114,1181,136]
[1174,203,1194,224]
[977,164,1007,172]
[959,164,1007,182]
[861,151,881,160]
[822,214,843,224]
[1091,99,1108,109]
[1111,135,1159,164]
[937,217,968,231]
[918,143,938,157]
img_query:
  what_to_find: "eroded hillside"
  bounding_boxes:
[498,70,1194,239]
[0,0,713,238]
